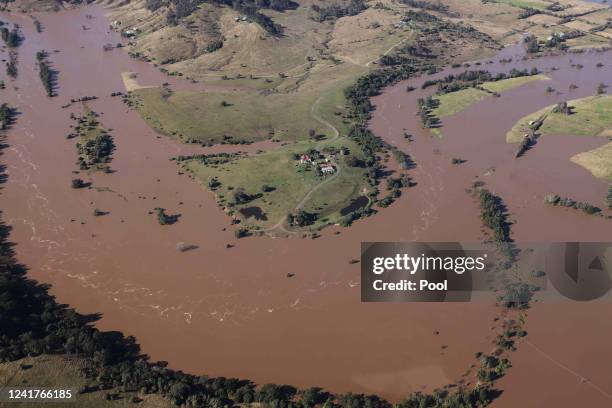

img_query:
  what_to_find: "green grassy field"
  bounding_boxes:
[506,94,612,142]
[0,355,170,407]
[486,0,550,10]
[183,144,320,229]
[181,134,370,230]
[131,87,324,144]
[571,141,612,180]
[433,88,490,118]
[131,63,366,145]
[432,75,549,119]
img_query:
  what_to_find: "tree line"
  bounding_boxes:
[479,189,511,243]
[310,0,368,22]
[36,51,55,97]
[544,194,599,215]
[422,68,540,94]
[0,103,14,130]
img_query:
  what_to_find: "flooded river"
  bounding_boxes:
[0,5,611,405]
[368,43,612,406]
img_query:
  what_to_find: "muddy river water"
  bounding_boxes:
[1,5,611,405]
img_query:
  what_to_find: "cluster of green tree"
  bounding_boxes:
[378,50,433,67]
[0,25,19,47]
[417,95,440,129]
[392,148,416,170]
[387,174,412,191]
[205,39,223,53]
[146,0,288,35]
[524,35,539,53]
[310,0,368,22]
[5,52,17,78]
[544,194,599,215]
[346,126,386,172]
[71,178,90,189]
[0,103,14,130]
[597,82,607,95]
[397,385,496,408]
[508,0,567,18]
[345,63,420,121]
[378,174,412,208]
[255,0,298,12]
[528,30,583,52]
[552,101,572,115]
[36,51,55,97]
[72,111,114,170]
[287,209,317,227]
[591,20,612,33]
[231,189,262,206]
[476,353,512,383]
[339,205,375,227]
[156,208,180,225]
[234,227,252,238]
[378,194,396,208]
[93,208,108,216]
[498,282,535,309]
[478,189,512,244]
[77,133,114,170]
[69,96,98,104]
[6,52,18,78]
[343,155,366,168]
[175,152,243,167]
[518,8,540,19]
[208,176,221,190]
[380,43,433,67]
[399,0,449,13]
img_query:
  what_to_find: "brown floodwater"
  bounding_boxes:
[368,44,612,406]
[0,5,611,405]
